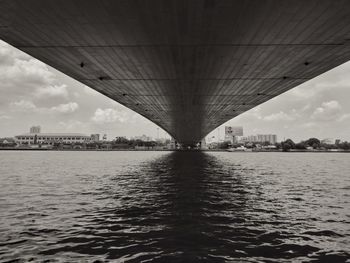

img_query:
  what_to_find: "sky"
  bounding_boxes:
[1,39,350,142]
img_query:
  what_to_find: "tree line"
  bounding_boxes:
[280,138,350,151]
[215,137,350,151]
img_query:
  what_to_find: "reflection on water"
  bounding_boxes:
[0,151,349,262]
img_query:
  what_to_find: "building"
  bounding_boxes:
[224,134,233,143]
[90,134,100,142]
[321,138,333,144]
[257,134,277,144]
[131,134,153,142]
[200,138,207,149]
[247,135,258,142]
[240,134,277,144]
[167,137,176,150]
[30,126,41,134]
[15,133,91,145]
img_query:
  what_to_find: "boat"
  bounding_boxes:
[227,146,252,152]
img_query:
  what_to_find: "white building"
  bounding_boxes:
[321,138,333,144]
[257,134,277,144]
[15,133,91,145]
[240,134,277,144]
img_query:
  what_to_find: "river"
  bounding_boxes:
[0,151,349,262]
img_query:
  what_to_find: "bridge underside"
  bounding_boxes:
[1,1,350,144]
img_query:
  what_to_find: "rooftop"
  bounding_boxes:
[15,133,90,137]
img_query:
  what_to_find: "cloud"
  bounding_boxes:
[311,100,342,121]
[50,102,79,113]
[337,113,350,122]
[302,122,316,128]
[10,100,37,111]
[10,100,78,114]
[35,84,68,98]
[289,85,319,99]
[0,40,30,64]
[0,58,54,87]
[263,111,297,121]
[233,106,301,123]
[92,108,129,123]
[0,115,11,120]
[83,85,100,95]
[0,40,58,106]
[231,106,263,122]
[58,120,88,131]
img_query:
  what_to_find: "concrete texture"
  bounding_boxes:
[1,0,350,144]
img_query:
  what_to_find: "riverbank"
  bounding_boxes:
[0,148,349,153]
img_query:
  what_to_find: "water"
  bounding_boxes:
[0,151,349,262]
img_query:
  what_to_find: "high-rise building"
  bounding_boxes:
[257,134,277,144]
[244,134,277,144]
[247,135,258,142]
[30,126,41,134]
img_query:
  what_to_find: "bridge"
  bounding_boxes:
[1,0,350,145]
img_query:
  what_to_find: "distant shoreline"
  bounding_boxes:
[0,148,349,153]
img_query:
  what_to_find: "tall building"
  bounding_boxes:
[243,134,277,144]
[257,134,277,144]
[247,135,258,142]
[30,126,41,134]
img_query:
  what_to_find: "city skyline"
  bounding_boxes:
[1,40,350,142]
[5,124,343,145]
[9,125,170,142]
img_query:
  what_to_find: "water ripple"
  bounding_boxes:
[0,151,349,262]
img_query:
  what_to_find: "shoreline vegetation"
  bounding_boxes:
[0,148,349,153]
[0,137,349,152]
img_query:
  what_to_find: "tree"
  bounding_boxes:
[338,141,350,150]
[281,139,295,152]
[295,141,306,150]
[218,141,231,149]
[305,138,320,149]
[274,142,281,150]
[115,137,128,144]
